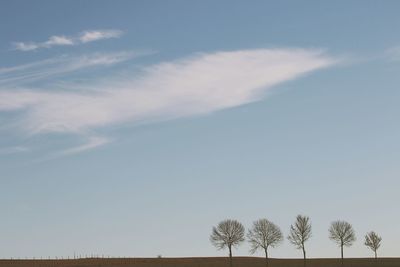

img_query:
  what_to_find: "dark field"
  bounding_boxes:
[0,257,399,267]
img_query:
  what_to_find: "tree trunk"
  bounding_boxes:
[302,245,306,267]
[375,250,377,259]
[264,248,269,267]
[229,246,232,267]
[341,245,344,267]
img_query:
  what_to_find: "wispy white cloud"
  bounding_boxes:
[45,35,74,46]
[12,29,123,51]
[0,146,29,155]
[31,136,110,162]
[0,48,338,154]
[59,136,111,156]
[0,51,150,86]
[13,42,40,52]
[80,30,123,43]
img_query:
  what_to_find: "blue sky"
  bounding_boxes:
[1,0,400,260]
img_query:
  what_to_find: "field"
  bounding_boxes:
[0,257,399,267]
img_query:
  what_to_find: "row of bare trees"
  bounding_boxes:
[210,215,382,267]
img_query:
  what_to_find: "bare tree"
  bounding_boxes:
[329,220,356,267]
[364,231,382,259]
[288,215,312,267]
[247,219,283,267]
[210,219,245,267]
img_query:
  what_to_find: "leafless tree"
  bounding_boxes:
[287,215,312,267]
[329,220,356,267]
[210,219,245,267]
[364,231,382,259]
[247,218,283,267]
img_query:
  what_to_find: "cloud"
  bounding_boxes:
[80,30,123,43]
[12,29,123,51]
[0,146,29,155]
[30,136,110,162]
[0,51,149,86]
[0,48,338,154]
[59,136,111,156]
[45,35,74,46]
[13,42,40,52]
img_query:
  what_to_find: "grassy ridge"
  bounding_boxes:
[0,257,399,267]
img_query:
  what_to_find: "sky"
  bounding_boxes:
[1,0,400,260]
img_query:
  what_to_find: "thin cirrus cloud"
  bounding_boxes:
[0,51,151,86]
[80,30,123,43]
[12,29,123,51]
[0,48,338,155]
[0,146,29,155]
[59,136,111,156]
